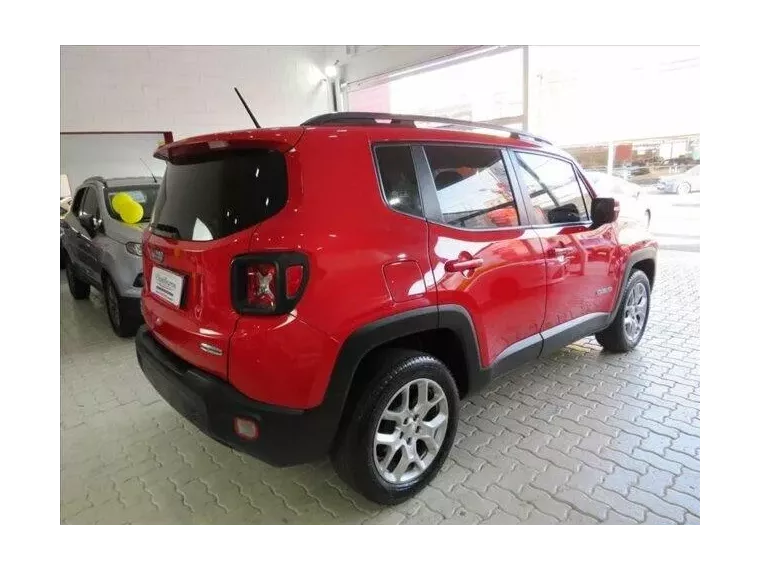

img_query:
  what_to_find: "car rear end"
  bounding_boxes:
[135,128,340,465]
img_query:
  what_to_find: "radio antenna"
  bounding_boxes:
[234,87,261,128]
[140,158,158,183]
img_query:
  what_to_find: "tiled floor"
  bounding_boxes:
[61,250,699,524]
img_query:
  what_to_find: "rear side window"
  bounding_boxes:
[425,145,520,229]
[152,149,287,241]
[513,152,589,224]
[375,146,423,218]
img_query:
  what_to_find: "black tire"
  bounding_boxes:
[104,274,141,338]
[60,246,66,269]
[65,257,90,300]
[331,349,460,505]
[595,269,651,353]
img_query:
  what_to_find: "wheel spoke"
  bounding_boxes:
[398,384,411,413]
[375,431,399,446]
[381,443,401,470]
[391,446,413,479]
[382,409,405,424]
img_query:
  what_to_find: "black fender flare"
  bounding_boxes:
[605,245,658,327]
[315,305,483,450]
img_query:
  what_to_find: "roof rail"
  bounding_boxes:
[301,112,552,146]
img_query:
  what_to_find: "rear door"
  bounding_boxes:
[509,149,618,333]
[142,148,289,379]
[417,144,547,369]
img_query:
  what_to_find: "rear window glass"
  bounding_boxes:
[151,149,287,241]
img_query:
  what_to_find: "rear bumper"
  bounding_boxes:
[135,326,336,466]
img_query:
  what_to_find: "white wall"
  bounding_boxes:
[61,46,335,139]
[61,133,168,190]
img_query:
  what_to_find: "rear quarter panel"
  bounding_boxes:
[232,128,438,407]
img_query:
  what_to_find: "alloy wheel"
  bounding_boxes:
[373,378,449,484]
[623,282,648,342]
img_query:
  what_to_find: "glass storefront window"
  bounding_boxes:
[347,48,524,125]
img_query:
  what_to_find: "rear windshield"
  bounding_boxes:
[151,149,287,241]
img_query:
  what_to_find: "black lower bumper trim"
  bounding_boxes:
[135,326,334,466]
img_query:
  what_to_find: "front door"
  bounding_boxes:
[416,144,547,372]
[509,150,618,343]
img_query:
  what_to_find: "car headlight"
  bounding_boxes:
[126,242,143,256]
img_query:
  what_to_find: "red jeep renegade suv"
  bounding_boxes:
[135,112,657,504]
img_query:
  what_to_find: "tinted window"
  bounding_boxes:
[514,152,589,224]
[151,149,287,241]
[375,146,423,217]
[104,185,159,223]
[425,145,519,229]
[80,187,99,218]
[72,188,87,215]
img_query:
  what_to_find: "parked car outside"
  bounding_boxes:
[135,112,658,504]
[585,171,652,228]
[61,176,159,337]
[657,165,700,194]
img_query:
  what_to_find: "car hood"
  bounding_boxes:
[108,219,149,243]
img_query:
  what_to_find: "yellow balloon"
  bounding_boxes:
[120,200,144,224]
[111,192,129,211]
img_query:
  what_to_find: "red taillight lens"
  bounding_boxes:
[246,263,277,310]
[286,265,304,299]
[232,253,309,315]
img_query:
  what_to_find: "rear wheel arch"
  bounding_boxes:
[607,246,657,328]
[326,305,482,448]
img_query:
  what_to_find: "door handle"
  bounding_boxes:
[548,246,574,257]
[444,258,484,273]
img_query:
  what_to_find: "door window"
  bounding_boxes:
[424,145,520,229]
[514,152,590,225]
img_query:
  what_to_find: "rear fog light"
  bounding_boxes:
[234,417,259,440]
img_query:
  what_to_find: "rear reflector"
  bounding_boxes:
[234,417,259,440]
[286,265,304,298]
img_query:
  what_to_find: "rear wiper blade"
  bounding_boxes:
[151,223,181,238]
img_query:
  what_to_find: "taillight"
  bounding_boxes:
[231,252,309,315]
[246,263,277,310]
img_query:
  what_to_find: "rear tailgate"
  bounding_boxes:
[142,127,302,379]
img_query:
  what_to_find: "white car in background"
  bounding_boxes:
[585,171,652,229]
[657,165,700,195]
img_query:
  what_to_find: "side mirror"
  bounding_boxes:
[590,197,619,227]
[79,213,103,235]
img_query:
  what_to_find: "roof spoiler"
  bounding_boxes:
[154,128,305,163]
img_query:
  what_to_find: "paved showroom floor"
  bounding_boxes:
[61,250,700,524]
